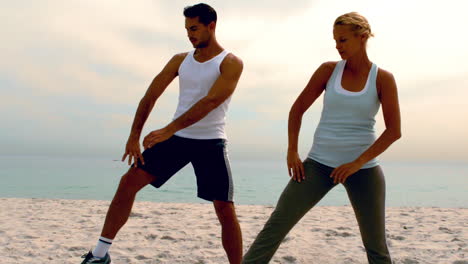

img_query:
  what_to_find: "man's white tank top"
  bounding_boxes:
[173,49,231,139]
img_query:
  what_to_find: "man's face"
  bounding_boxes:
[185,17,213,48]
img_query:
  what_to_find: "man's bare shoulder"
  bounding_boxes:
[224,53,243,65]
[162,52,189,75]
[221,53,243,75]
[171,52,189,63]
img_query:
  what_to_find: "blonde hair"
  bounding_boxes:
[334,12,374,38]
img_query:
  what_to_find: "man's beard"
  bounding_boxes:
[195,40,209,48]
[194,35,210,48]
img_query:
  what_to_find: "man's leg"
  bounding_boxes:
[100,135,190,240]
[100,167,156,239]
[82,136,190,263]
[82,167,157,263]
[189,138,241,263]
[213,201,243,264]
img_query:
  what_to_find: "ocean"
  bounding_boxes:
[0,155,466,208]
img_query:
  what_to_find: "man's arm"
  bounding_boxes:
[143,53,243,149]
[122,53,187,166]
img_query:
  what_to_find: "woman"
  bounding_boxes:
[243,12,401,264]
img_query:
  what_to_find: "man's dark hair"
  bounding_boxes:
[183,3,217,25]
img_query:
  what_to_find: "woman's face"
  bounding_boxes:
[333,25,366,60]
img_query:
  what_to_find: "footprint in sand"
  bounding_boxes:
[439,227,453,234]
[23,235,39,239]
[389,234,406,240]
[68,246,86,251]
[135,255,150,260]
[337,226,351,230]
[338,232,354,237]
[326,230,339,237]
[129,212,147,218]
[157,252,171,258]
[145,234,158,240]
[401,258,419,264]
[282,255,297,262]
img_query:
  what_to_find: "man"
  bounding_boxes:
[80,3,243,264]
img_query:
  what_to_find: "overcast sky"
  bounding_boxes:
[1,0,467,162]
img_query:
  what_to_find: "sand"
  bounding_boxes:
[0,198,466,264]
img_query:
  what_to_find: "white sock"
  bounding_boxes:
[92,236,113,258]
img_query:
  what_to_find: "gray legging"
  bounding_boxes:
[242,159,392,264]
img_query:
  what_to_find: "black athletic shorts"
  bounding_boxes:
[135,135,234,202]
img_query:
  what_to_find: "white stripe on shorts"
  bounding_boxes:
[223,146,234,202]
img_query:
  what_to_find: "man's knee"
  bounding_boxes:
[117,167,155,195]
[213,201,237,223]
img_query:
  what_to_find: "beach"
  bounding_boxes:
[1,198,466,264]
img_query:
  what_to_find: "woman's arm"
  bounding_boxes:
[331,68,402,184]
[287,62,335,182]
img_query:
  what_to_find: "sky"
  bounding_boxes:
[1,0,467,162]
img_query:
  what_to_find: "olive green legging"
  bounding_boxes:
[242,159,392,264]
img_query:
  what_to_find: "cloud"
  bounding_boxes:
[1,0,468,162]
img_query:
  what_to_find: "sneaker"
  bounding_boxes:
[80,251,111,264]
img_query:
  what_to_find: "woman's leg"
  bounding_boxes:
[242,159,336,263]
[343,166,392,264]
